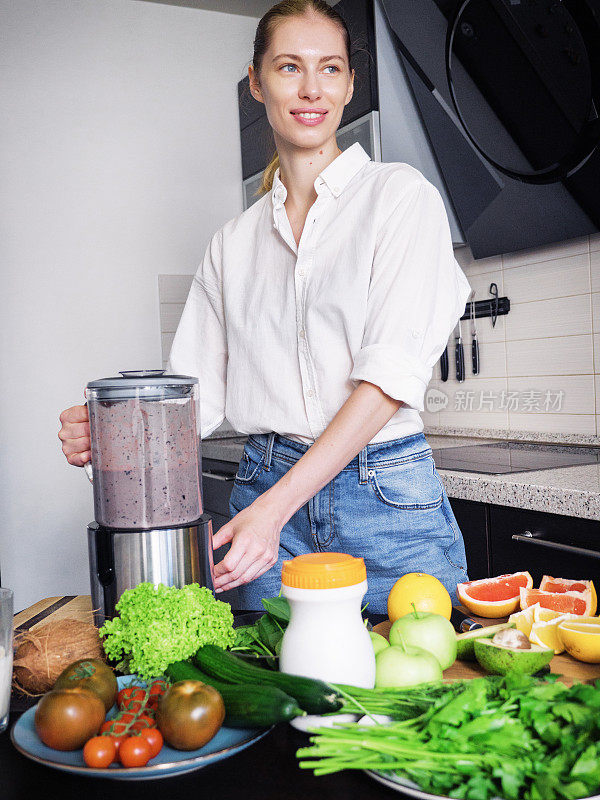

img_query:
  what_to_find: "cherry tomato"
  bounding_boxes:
[131,713,155,733]
[109,734,122,762]
[119,736,152,768]
[83,735,117,768]
[117,686,146,713]
[139,727,164,758]
[34,688,106,751]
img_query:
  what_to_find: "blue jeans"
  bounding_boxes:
[229,432,468,614]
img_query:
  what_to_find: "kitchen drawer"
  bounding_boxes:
[449,498,490,581]
[489,505,600,587]
[202,458,236,517]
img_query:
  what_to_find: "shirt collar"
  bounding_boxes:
[271,142,371,209]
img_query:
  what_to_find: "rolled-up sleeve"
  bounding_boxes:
[349,175,471,411]
[168,228,227,438]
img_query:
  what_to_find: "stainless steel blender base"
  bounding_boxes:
[87,515,214,627]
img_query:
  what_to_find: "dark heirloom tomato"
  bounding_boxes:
[156,680,225,751]
[54,659,118,712]
[34,688,106,750]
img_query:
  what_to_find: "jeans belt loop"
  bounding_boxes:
[264,432,276,471]
[358,446,369,485]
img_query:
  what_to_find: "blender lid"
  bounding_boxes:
[87,370,199,389]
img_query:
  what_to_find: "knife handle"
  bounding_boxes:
[472,338,480,375]
[455,342,465,382]
[440,347,449,382]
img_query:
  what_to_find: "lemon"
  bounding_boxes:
[529,615,572,654]
[533,605,565,623]
[558,619,600,663]
[387,573,452,622]
[509,605,536,637]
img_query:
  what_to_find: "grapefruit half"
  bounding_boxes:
[457,572,533,617]
[520,587,593,616]
[539,576,597,616]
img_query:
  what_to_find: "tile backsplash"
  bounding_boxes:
[424,233,600,437]
[159,231,600,439]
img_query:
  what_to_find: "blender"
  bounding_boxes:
[85,370,213,626]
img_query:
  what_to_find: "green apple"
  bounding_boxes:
[375,643,442,688]
[369,631,390,656]
[389,608,457,670]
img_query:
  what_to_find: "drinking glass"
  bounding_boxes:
[0,588,14,734]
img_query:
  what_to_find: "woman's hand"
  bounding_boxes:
[211,497,282,593]
[58,405,91,466]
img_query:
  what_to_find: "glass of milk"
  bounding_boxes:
[0,588,13,734]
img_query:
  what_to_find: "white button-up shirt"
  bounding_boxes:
[169,142,471,444]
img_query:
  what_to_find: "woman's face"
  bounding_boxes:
[249,13,354,152]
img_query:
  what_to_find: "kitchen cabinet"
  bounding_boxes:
[450,498,600,586]
[448,498,489,581]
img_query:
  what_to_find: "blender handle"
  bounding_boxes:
[83,461,94,483]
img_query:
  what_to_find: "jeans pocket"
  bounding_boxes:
[370,454,444,511]
[234,450,265,486]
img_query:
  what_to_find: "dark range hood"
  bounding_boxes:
[378,0,600,258]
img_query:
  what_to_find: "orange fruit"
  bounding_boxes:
[457,572,533,618]
[520,587,593,616]
[387,573,452,622]
[539,576,597,616]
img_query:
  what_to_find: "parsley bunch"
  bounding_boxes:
[298,674,600,800]
[100,583,235,679]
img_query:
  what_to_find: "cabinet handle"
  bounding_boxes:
[201,471,235,482]
[511,534,600,560]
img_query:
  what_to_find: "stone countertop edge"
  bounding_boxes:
[202,429,600,521]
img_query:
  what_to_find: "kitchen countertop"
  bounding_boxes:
[203,432,600,522]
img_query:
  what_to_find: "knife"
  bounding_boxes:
[470,290,480,375]
[454,319,465,382]
[440,347,449,382]
[451,606,483,633]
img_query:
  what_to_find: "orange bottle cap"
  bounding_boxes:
[281,552,367,590]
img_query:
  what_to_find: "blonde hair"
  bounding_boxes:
[251,0,352,196]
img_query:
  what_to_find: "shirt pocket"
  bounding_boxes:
[369,452,443,511]
[234,450,265,486]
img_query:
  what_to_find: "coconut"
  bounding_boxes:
[13,619,104,695]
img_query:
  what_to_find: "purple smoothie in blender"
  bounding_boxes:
[86,371,202,529]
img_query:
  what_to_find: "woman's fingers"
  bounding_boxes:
[213,531,275,592]
[211,523,235,551]
[58,405,91,465]
[216,555,276,593]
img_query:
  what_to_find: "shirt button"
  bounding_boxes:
[412,329,420,338]
[333,185,340,193]
[298,269,305,277]
[307,389,315,398]
[299,329,306,339]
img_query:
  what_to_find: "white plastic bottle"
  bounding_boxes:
[279,552,376,731]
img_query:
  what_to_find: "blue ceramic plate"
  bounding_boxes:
[11,676,273,780]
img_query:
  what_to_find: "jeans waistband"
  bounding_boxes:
[246,432,432,484]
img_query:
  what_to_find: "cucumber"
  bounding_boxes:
[166,660,303,727]
[194,645,343,715]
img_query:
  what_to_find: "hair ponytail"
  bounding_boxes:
[251,0,352,197]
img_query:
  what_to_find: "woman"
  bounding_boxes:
[59,0,471,614]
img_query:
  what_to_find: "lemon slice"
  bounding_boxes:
[509,605,536,637]
[529,615,573,654]
[533,605,564,623]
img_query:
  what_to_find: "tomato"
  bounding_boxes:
[156,680,225,751]
[34,688,106,751]
[139,727,164,758]
[131,713,155,733]
[119,736,152,768]
[83,735,117,768]
[54,659,118,713]
[117,685,146,714]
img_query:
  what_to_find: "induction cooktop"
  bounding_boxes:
[432,442,600,474]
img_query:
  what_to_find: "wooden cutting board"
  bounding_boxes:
[373,613,600,685]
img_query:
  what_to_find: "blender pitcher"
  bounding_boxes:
[85,370,203,529]
[84,370,213,625]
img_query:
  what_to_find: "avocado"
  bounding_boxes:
[474,638,553,676]
[456,622,515,661]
